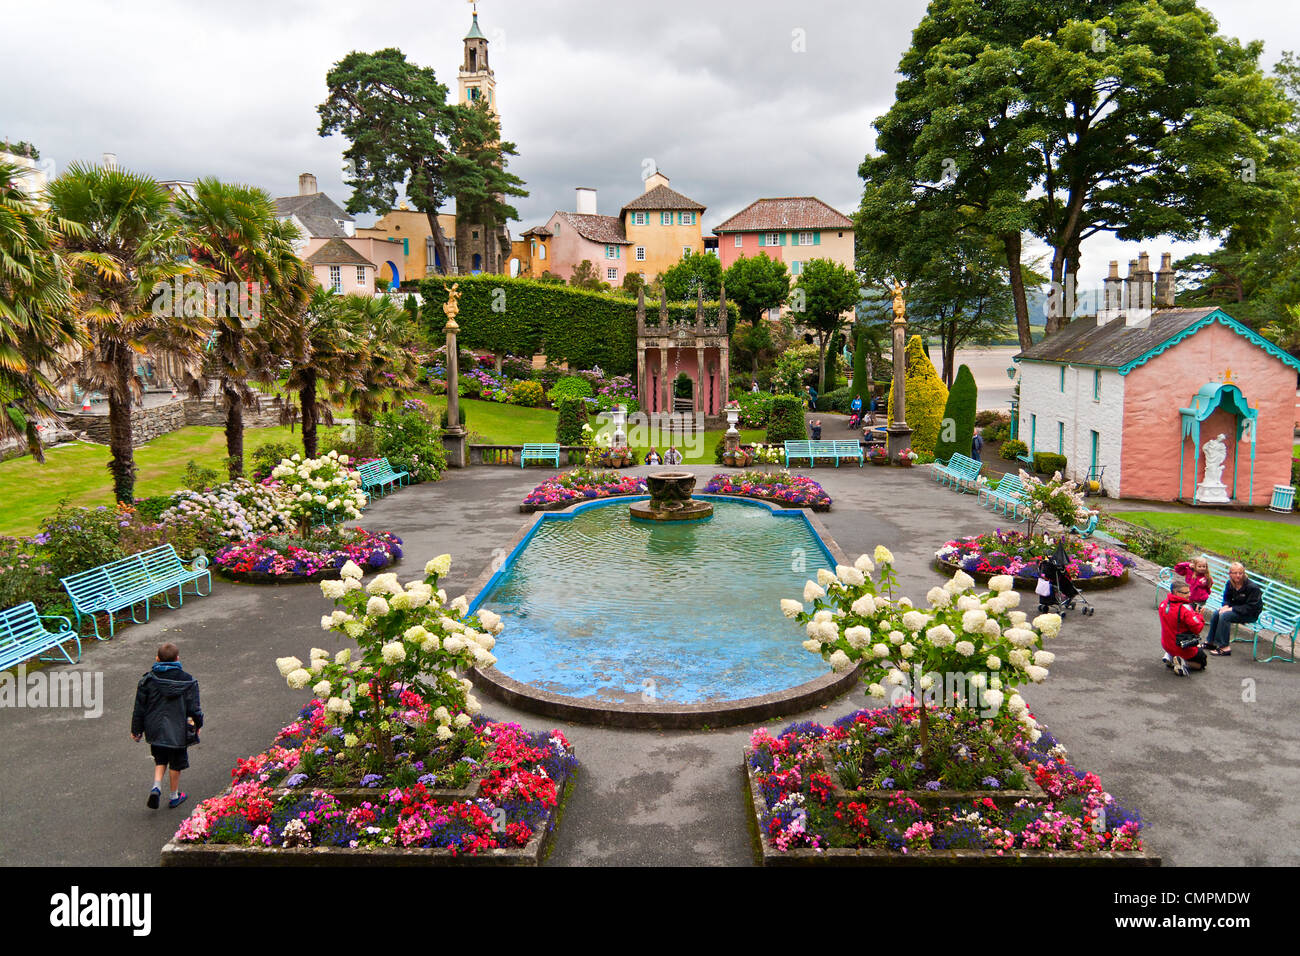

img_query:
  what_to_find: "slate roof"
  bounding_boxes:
[275,192,353,240]
[306,239,375,267]
[520,225,552,238]
[556,211,630,244]
[621,184,706,213]
[1014,308,1219,370]
[713,196,852,232]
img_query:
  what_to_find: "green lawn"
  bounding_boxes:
[1121,510,1300,580]
[0,394,772,536]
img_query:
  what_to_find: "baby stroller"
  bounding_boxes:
[1036,541,1095,616]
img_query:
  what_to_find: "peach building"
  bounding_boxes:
[1014,254,1300,505]
[304,239,378,297]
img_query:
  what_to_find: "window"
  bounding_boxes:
[1058,421,1064,454]
[356,266,365,285]
[538,245,546,260]
[605,245,618,259]
[636,246,645,261]
[1093,369,1101,401]
[553,222,560,233]
[798,232,815,245]
[678,212,695,225]
[329,265,341,293]
[791,261,801,275]
[734,235,742,247]
[472,229,479,240]
[632,212,647,226]
[606,267,618,281]
[530,241,537,256]
[660,212,672,225]
[766,232,780,246]
[682,246,691,258]
[1059,366,1066,391]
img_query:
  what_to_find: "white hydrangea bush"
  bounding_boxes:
[275,553,503,759]
[162,478,291,540]
[270,451,368,532]
[782,545,1061,742]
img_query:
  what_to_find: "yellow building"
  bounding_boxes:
[620,172,705,282]
[355,206,458,284]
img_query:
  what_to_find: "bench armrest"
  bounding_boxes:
[38,613,73,633]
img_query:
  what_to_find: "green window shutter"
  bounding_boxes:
[1058,421,1064,454]
[779,232,787,246]
[813,232,820,245]
[403,238,409,255]
[758,234,765,247]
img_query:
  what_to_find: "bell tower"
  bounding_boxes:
[458,2,497,117]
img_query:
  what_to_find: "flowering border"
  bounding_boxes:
[702,473,832,511]
[214,529,403,583]
[934,530,1133,591]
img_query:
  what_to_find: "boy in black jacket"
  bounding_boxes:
[131,643,203,809]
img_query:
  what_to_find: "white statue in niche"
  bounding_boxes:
[1202,433,1228,485]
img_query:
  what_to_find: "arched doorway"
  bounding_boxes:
[472,253,482,273]
[385,261,400,286]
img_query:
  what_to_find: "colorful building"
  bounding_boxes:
[304,239,378,297]
[620,172,706,282]
[454,10,512,275]
[712,196,854,275]
[355,206,458,284]
[1014,254,1300,505]
[537,188,632,285]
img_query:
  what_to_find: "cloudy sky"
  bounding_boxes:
[3,0,1296,292]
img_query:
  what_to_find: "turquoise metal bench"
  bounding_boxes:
[833,440,864,466]
[61,544,211,640]
[784,440,847,467]
[0,602,80,670]
[358,457,409,497]
[933,453,982,491]
[520,443,561,468]
[981,473,1029,520]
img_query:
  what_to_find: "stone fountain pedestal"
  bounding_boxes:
[630,472,714,522]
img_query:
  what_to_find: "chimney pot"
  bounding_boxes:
[299,172,318,196]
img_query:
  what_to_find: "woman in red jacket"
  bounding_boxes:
[1160,579,1207,676]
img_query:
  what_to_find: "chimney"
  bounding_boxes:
[1097,260,1123,326]
[575,187,597,215]
[644,170,670,193]
[298,172,318,196]
[1155,252,1176,308]
[1123,257,1153,328]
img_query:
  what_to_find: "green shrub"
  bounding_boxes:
[133,496,173,522]
[1121,524,1188,568]
[714,435,729,464]
[735,390,773,428]
[814,386,854,413]
[555,397,589,446]
[249,441,299,482]
[1000,439,1028,461]
[438,408,467,433]
[39,501,124,581]
[766,394,806,444]
[502,355,534,379]
[0,536,62,612]
[375,410,447,483]
[886,335,948,456]
[975,409,1010,429]
[1033,452,1067,475]
[510,379,545,407]
[546,375,594,404]
[322,424,378,461]
[183,460,220,492]
[934,364,978,464]
[986,422,1011,443]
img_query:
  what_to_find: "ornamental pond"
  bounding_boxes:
[470,497,836,709]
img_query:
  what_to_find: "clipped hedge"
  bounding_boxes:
[1034,452,1068,475]
[934,364,977,464]
[555,397,589,446]
[1001,438,1028,461]
[420,275,738,376]
[887,335,948,456]
[766,394,807,444]
[814,386,854,413]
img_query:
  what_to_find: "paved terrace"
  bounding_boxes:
[2,464,1297,866]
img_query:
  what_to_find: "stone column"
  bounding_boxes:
[441,287,467,468]
[886,282,913,459]
[696,344,706,415]
[659,346,669,417]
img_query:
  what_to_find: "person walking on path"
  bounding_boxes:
[1160,579,1208,676]
[1173,555,1214,611]
[1205,562,1263,656]
[131,642,203,810]
[971,427,984,463]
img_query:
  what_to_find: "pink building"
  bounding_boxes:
[539,188,632,284]
[1015,255,1300,505]
[305,239,378,297]
[712,196,854,276]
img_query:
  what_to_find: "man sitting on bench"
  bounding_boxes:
[1205,562,1263,657]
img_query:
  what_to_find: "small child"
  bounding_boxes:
[1174,556,1214,610]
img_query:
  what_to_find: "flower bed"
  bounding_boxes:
[703,472,832,511]
[162,699,577,865]
[520,468,647,512]
[746,706,1155,865]
[214,528,402,582]
[934,530,1133,588]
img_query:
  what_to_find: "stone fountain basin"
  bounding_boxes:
[631,472,713,522]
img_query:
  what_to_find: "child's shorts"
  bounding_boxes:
[150,745,190,771]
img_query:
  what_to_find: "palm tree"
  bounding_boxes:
[336,294,418,424]
[176,179,310,478]
[0,161,86,462]
[281,286,364,457]
[46,163,208,502]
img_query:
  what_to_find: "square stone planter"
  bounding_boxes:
[746,755,1158,866]
[161,765,575,867]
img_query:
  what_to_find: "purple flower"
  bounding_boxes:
[924,780,943,791]
[880,777,895,789]
[284,773,308,788]
[360,774,383,788]
[981,776,1001,789]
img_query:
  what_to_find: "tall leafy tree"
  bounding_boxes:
[0,161,86,461]
[723,254,789,377]
[177,179,311,478]
[318,49,526,276]
[660,251,722,301]
[47,163,208,502]
[792,258,860,394]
